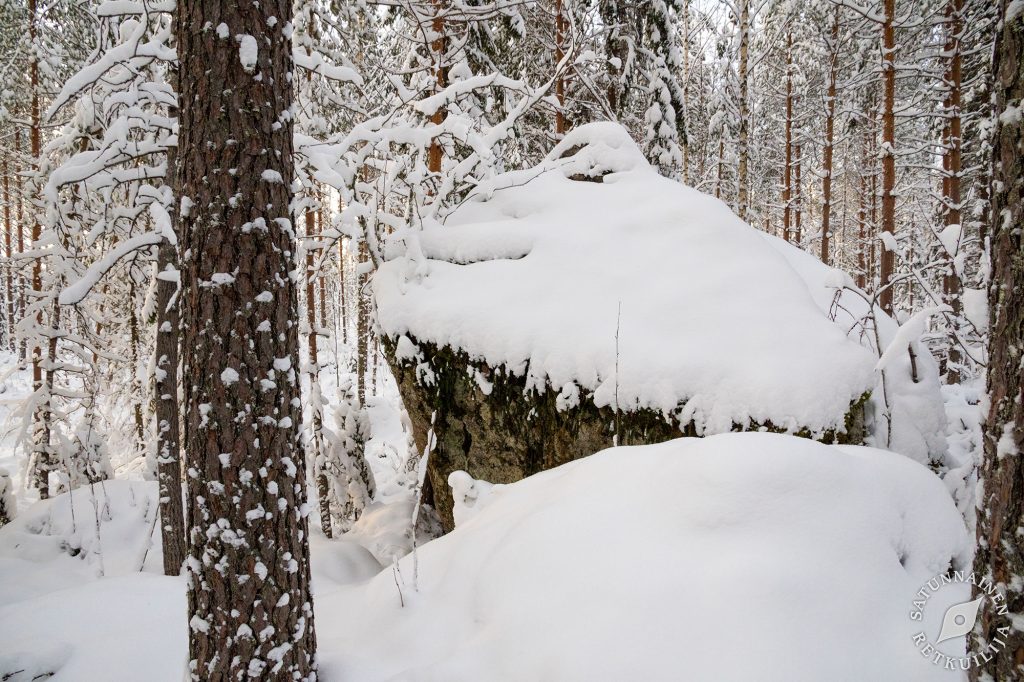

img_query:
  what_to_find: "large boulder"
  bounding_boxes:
[374,123,877,530]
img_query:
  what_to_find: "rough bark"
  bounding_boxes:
[386,336,868,532]
[176,0,317,676]
[970,1,1024,677]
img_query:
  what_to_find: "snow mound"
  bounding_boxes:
[375,123,876,436]
[318,433,971,681]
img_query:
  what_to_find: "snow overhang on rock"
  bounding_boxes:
[374,123,877,438]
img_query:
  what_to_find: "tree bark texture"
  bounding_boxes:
[970,1,1024,678]
[176,0,318,677]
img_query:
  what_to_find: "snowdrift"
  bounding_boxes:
[317,433,971,681]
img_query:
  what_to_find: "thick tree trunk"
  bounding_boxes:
[970,1,1024,677]
[176,0,318,676]
[820,8,839,265]
[879,0,897,314]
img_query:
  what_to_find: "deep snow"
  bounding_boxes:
[0,432,973,681]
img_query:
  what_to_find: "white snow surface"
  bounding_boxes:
[0,433,971,681]
[374,123,876,436]
[761,235,949,464]
[319,433,971,681]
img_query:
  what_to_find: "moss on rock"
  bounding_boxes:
[385,335,868,532]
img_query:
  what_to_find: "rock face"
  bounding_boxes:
[386,337,867,532]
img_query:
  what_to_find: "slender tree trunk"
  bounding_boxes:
[129,280,145,449]
[428,0,447,174]
[943,0,964,383]
[820,8,839,265]
[357,238,368,405]
[970,1,1024,675]
[307,195,331,539]
[715,138,724,200]
[3,152,12,352]
[681,0,690,184]
[154,85,186,576]
[794,140,803,244]
[879,0,897,314]
[783,32,793,242]
[554,0,566,136]
[14,127,24,361]
[28,0,50,499]
[176,0,317,675]
[736,0,750,220]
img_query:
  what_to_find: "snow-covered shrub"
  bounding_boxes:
[322,379,377,533]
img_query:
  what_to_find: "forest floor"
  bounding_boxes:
[0,351,983,681]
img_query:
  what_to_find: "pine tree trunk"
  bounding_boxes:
[681,0,690,185]
[736,0,750,220]
[307,197,331,539]
[3,152,12,352]
[176,0,318,675]
[14,127,24,361]
[428,0,447,174]
[155,88,186,576]
[820,8,839,265]
[879,0,897,314]
[943,0,964,383]
[794,140,803,244]
[357,238,368,405]
[783,32,793,242]
[28,0,51,499]
[970,1,1024,676]
[554,0,566,136]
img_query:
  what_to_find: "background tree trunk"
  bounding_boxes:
[736,0,750,220]
[970,0,1024,676]
[942,0,964,383]
[820,8,839,265]
[176,0,318,676]
[155,86,186,576]
[879,0,897,314]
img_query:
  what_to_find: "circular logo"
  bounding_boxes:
[909,570,1010,671]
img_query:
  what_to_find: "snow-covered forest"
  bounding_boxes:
[0,0,1021,678]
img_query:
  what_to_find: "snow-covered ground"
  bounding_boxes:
[0,377,979,681]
